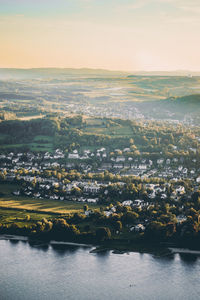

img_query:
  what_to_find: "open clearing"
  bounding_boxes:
[0,184,99,217]
[0,196,88,214]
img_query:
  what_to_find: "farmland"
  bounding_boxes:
[0,183,99,227]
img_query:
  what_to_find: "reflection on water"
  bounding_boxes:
[27,240,49,252]
[154,254,175,261]
[179,253,198,263]
[51,244,79,255]
[1,239,200,300]
[9,239,20,245]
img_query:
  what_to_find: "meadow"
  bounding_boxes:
[0,184,99,226]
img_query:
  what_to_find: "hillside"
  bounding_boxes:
[162,94,200,115]
[169,94,200,104]
[0,68,129,79]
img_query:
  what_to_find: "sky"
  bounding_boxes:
[0,0,200,71]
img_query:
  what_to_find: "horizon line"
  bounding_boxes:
[0,67,200,73]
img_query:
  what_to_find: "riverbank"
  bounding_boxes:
[2,234,200,257]
[0,234,92,248]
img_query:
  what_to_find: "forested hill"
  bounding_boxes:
[168,94,200,104]
[154,94,200,117]
[0,115,199,156]
[0,68,128,79]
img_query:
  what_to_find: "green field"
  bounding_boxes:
[0,196,91,214]
[84,117,133,138]
[33,135,53,142]
[0,184,99,226]
[0,134,54,152]
[0,208,53,227]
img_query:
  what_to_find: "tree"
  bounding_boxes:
[122,211,139,224]
[96,227,111,241]
[115,221,122,232]
[83,204,89,212]
[25,215,31,221]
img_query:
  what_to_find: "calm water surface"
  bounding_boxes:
[0,239,200,300]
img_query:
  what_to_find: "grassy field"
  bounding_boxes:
[84,126,133,138]
[33,135,53,142]
[0,183,100,225]
[29,143,53,152]
[0,134,54,152]
[0,208,54,226]
[84,117,133,138]
[0,196,92,214]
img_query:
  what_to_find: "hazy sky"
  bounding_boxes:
[0,0,200,71]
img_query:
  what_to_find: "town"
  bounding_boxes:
[0,146,199,213]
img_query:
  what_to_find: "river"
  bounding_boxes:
[0,239,200,300]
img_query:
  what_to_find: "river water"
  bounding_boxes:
[0,239,200,300]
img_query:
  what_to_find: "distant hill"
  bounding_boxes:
[168,94,200,104]
[129,71,200,76]
[2,68,200,80]
[0,68,129,79]
[159,94,200,117]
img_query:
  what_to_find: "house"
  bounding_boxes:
[104,211,112,217]
[123,148,131,152]
[65,183,76,192]
[196,177,200,183]
[138,164,147,170]
[149,192,156,199]
[100,163,112,170]
[157,159,164,165]
[87,198,98,203]
[13,190,20,196]
[80,155,89,160]
[84,184,100,193]
[113,163,123,169]
[177,215,187,223]
[98,147,106,152]
[85,210,93,216]
[33,192,41,198]
[149,160,153,166]
[133,199,144,208]
[68,153,79,159]
[131,164,137,169]
[52,162,60,167]
[122,200,133,206]
[84,150,91,155]
[189,148,197,154]
[173,158,178,163]
[176,186,185,195]
[25,191,32,196]
[130,224,145,232]
[12,158,19,164]
[182,168,188,174]
[116,156,125,162]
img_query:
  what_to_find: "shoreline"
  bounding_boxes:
[1,234,200,256]
[0,234,93,248]
[168,247,200,255]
